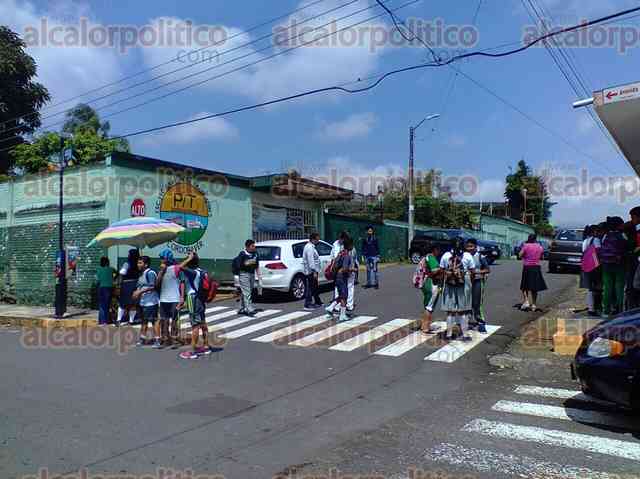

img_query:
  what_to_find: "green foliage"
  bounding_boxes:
[0,26,51,173]
[9,104,130,174]
[505,159,554,235]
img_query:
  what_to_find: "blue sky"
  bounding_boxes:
[4,0,640,226]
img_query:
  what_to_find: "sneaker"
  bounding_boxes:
[346,309,355,318]
[247,310,257,317]
[314,302,324,307]
[520,303,530,311]
[136,339,145,347]
[304,305,315,311]
[477,323,487,334]
[338,311,349,323]
[152,340,162,349]
[238,309,247,316]
[179,351,199,359]
[196,346,212,356]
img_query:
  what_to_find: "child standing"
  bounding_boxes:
[178,252,212,359]
[440,238,475,341]
[328,237,357,323]
[413,244,442,334]
[133,256,160,348]
[467,239,490,334]
[156,249,185,347]
[600,216,627,317]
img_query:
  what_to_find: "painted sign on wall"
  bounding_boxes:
[156,180,211,253]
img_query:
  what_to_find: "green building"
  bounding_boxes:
[0,152,351,307]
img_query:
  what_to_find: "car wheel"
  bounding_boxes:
[549,263,558,274]
[290,274,307,300]
[410,252,422,264]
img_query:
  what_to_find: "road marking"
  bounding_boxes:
[179,310,238,330]
[492,400,638,430]
[210,309,282,332]
[373,322,447,357]
[289,316,377,347]
[424,325,500,363]
[424,442,618,479]
[221,311,310,339]
[329,319,414,352]
[463,419,640,461]
[251,316,330,343]
[514,385,616,407]
[134,306,230,330]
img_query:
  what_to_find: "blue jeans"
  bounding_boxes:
[365,256,379,286]
[98,287,113,325]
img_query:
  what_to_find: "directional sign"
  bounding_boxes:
[603,81,640,105]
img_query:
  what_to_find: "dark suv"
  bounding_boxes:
[409,229,501,264]
[548,229,584,273]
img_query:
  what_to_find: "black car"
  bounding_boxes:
[549,229,584,273]
[572,311,640,410]
[409,229,501,265]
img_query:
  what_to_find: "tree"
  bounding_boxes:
[505,159,555,236]
[10,103,129,174]
[0,26,51,173]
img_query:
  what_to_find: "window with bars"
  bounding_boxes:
[252,204,317,242]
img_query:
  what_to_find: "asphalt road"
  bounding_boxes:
[0,261,580,479]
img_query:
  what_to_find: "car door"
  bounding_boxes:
[316,241,333,283]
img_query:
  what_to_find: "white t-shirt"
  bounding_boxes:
[119,262,129,276]
[159,265,182,303]
[440,251,476,272]
[582,237,602,253]
[331,240,343,259]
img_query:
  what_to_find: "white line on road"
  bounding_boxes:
[514,385,617,407]
[221,311,310,339]
[134,306,230,330]
[329,319,414,352]
[210,309,281,332]
[424,442,619,479]
[492,400,639,431]
[424,326,500,363]
[179,309,238,330]
[373,322,447,357]
[251,316,330,343]
[289,316,377,347]
[463,419,640,461]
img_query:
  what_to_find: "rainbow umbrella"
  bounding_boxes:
[87,217,186,249]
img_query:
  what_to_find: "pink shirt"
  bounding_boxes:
[521,242,543,266]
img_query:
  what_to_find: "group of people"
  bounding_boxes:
[414,237,490,341]
[581,207,640,318]
[95,248,216,359]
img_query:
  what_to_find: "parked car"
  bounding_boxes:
[514,239,550,260]
[572,311,640,411]
[548,229,584,273]
[409,229,501,265]
[256,239,334,300]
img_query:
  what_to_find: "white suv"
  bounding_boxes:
[256,239,334,300]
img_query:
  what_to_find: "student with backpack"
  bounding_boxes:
[600,216,627,318]
[466,238,490,333]
[133,256,160,348]
[581,224,602,317]
[440,237,476,341]
[232,239,260,316]
[413,244,442,334]
[177,252,216,359]
[326,237,357,322]
[325,231,349,317]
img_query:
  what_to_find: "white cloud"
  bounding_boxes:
[1,0,126,110]
[140,113,238,145]
[139,0,388,102]
[317,113,376,141]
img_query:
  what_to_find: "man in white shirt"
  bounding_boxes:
[303,232,323,310]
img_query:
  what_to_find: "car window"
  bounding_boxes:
[292,242,307,259]
[316,242,332,256]
[555,230,583,241]
[256,246,281,261]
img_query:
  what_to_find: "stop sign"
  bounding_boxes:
[131,198,146,217]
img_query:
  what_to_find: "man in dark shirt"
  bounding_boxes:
[361,226,380,289]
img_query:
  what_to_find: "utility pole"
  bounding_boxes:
[407,113,440,252]
[54,135,70,318]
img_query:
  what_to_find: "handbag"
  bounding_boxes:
[581,242,600,273]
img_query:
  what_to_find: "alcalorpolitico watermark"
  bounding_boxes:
[23,469,225,479]
[21,327,138,355]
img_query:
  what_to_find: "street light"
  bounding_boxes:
[522,188,528,224]
[408,113,440,250]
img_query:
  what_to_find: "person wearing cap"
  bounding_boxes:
[156,249,185,347]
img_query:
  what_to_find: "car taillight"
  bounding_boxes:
[265,262,288,270]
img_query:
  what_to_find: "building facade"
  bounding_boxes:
[0,152,351,307]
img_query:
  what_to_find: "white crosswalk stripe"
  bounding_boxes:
[251,316,330,343]
[179,309,237,331]
[424,325,500,363]
[221,311,311,339]
[329,319,414,352]
[514,385,615,406]
[289,316,377,347]
[209,309,282,332]
[133,306,229,330]
[373,321,447,357]
[462,418,640,461]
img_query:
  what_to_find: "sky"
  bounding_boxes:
[3,0,640,227]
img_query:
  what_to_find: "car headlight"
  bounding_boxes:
[586,337,625,358]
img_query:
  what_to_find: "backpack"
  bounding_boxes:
[413,257,428,289]
[600,233,625,265]
[581,238,600,273]
[325,250,348,281]
[195,268,219,303]
[444,253,465,286]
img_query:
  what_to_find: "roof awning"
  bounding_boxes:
[593,81,640,175]
[250,173,354,201]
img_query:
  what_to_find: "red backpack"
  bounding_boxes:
[324,250,348,281]
[197,269,219,303]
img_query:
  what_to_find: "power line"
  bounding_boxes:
[0,0,332,130]
[0,0,367,139]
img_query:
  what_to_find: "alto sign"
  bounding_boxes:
[603,81,640,105]
[130,198,146,217]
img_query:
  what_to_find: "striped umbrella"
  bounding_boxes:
[86,217,186,249]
